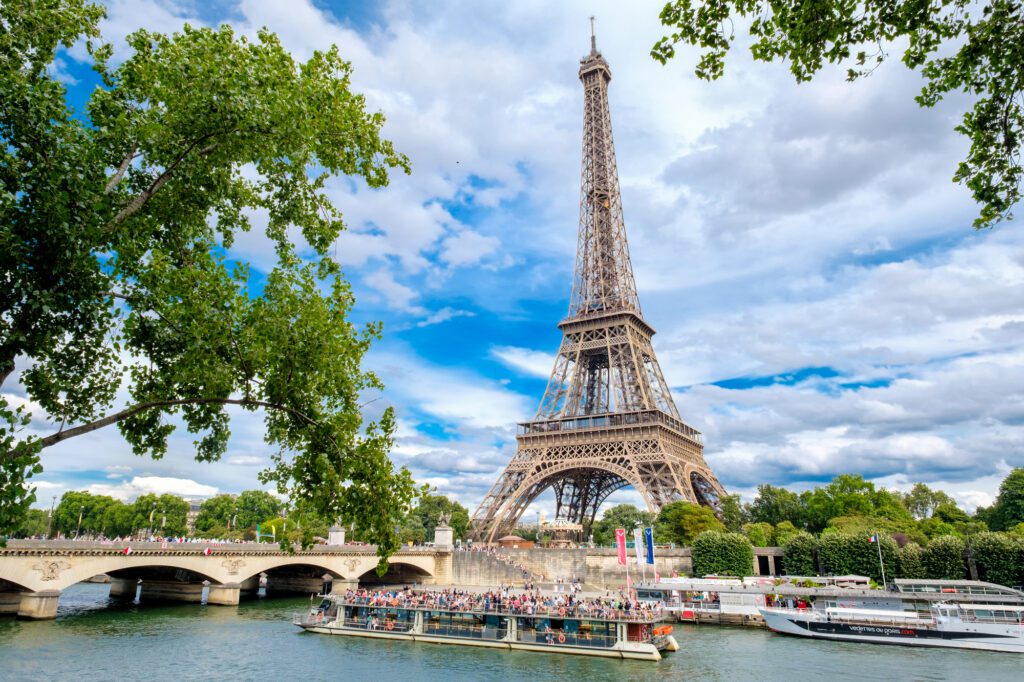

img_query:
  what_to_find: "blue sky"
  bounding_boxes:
[14,0,1024,516]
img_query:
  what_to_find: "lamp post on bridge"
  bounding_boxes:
[47,495,57,539]
[74,505,85,539]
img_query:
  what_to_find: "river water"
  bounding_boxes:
[0,584,1019,681]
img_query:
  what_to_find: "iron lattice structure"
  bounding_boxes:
[470,34,726,544]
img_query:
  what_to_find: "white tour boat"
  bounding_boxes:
[760,602,1024,653]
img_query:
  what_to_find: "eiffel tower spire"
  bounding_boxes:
[469,30,725,544]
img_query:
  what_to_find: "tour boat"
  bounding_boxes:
[294,596,679,661]
[759,602,1024,653]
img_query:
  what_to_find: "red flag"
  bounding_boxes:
[123,546,132,555]
[615,528,627,566]
[203,547,212,556]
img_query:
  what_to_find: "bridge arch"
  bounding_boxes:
[357,561,434,586]
[482,459,647,543]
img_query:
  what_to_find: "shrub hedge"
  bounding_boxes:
[971,532,1024,587]
[920,535,966,580]
[781,531,818,576]
[692,531,754,577]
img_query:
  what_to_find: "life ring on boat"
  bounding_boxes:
[557,633,566,644]
[558,607,566,616]
[386,621,394,631]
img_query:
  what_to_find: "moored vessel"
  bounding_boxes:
[760,602,1024,653]
[293,590,678,661]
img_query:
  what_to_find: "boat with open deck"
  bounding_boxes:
[293,590,678,661]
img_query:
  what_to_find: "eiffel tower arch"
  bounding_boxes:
[469,30,726,543]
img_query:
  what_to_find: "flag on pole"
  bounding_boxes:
[203,547,212,556]
[614,528,627,565]
[868,534,878,544]
[122,546,132,555]
[633,527,644,567]
[644,527,655,565]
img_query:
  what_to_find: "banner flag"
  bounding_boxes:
[615,528,626,565]
[633,527,644,567]
[644,527,655,565]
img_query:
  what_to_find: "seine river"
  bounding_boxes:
[0,584,1020,681]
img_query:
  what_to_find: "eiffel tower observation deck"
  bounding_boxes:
[469,28,726,544]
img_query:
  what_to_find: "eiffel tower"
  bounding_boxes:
[469,29,726,544]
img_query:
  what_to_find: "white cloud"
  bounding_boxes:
[87,476,218,501]
[440,231,500,267]
[491,346,555,379]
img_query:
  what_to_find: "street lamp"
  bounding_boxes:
[47,495,57,539]
[74,505,85,539]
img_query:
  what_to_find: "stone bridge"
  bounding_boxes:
[0,540,452,619]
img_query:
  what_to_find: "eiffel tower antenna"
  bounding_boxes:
[469,34,726,544]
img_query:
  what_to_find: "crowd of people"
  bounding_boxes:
[335,586,664,621]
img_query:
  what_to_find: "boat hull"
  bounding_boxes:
[761,609,1024,653]
[295,622,662,660]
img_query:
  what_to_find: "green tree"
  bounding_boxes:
[800,475,880,532]
[195,494,237,533]
[13,508,49,537]
[691,531,754,577]
[409,493,470,540]
[652,0,1024,229]
[989,468,1024,531]
[921,535,966,580]
[772,520,800,547]
[53,491,122,537]
[0,0,420,565]
[719,494,749,531]
[903,483,957,520]
[656,501,724,545]
[592,504,657,545]
[234,490,281,530]
[748,484,802,526]
[741,521,774,547]
[817,533,898,584]
[781,531,818,576]
[132,493,188,536]
[969,532,1024,587]
[897,543,926,579]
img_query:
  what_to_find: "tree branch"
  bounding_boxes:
[2,397,321,462]
[104,143,138,194]
[107,134,224,229]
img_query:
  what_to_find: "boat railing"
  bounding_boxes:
[517,630,617,648]
[346,615,415,633]
[333,598,661,622]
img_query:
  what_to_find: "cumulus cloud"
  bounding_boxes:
[87,476,218,501]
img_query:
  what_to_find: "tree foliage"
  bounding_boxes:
[781,531,818,576]
[817,533,898,583]
[652,0,1024,229]
[691,530,754,577]
[748,484,802,526]
[988,468,1024,531]
[741,521,774,547]
[970,532,1024,587]
[897,542,926,579]
[656,501,724,545]
[406,493,470,541]
[903,483,956,520]
[921,535,966,580]
[0,0,421,566]
[592,504,657,545]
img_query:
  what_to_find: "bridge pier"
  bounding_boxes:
[207,583,240,606]
[139,580,205,603]
[17,590,60,620]
[0,590,21,615]
[265,574,325,595]
[108,577,138,600]
[239,576,260,598]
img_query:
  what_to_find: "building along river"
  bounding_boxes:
[0,583,1020,681]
